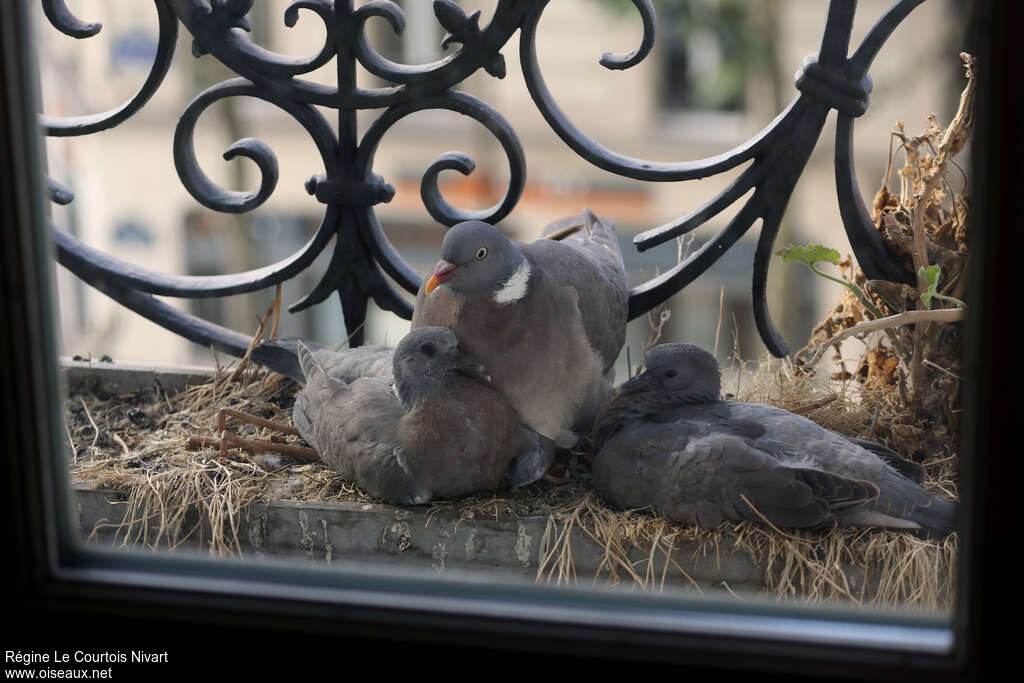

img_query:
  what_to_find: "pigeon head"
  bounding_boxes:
[424,221,526,296]
[392,326,487,407]
[623,343,721,404]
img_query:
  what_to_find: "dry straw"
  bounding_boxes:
[67,349,957,609]
[70,360,371,556]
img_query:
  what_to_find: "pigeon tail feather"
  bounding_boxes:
[508,431,556,487]
[251,337,304,382]
[297,341,349,394]
[291,389,317,453]
[906,497,958,536]
[297,341,326,384]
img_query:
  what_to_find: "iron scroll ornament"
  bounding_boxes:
[42,0,921,360]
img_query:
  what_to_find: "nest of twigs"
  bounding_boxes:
[66,350,957,610]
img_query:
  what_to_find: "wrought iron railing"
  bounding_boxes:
[41,0,924,358]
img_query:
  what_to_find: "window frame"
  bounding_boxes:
[3,0,1013,677]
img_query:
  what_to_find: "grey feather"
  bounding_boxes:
[846,436,926,483]
[591,343,957,535]
[520,209,627,368]
[508,432,556,487]
[293,327,537,504]
[253,337,392,383]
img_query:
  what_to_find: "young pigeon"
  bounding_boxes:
[591,344,957,535]
[292,327,544,504]
[411,209,629,481]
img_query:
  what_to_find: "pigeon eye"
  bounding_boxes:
[419,342,436,357]
[475,247,488,260]
[664,369,678,379]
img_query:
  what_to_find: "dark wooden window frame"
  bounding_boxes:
[3,0,1017,678]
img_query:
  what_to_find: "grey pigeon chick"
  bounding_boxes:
[591,344,957,535]
[411,209,628,480]
[293,327,543,504]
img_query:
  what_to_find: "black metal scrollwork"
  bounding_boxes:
[42,0,927,360]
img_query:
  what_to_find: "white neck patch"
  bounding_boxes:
[493,260,531,305]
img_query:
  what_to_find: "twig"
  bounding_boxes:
[544,223,583,241]
[153,379,174,412]
[186,432,319,462]
[112,432,131,458]
[864,403,882,440]
[336,319,367,350]
[228,290,280,383]
[923,453,957,468]
[713,286,725,360]
[65,423,78,464]
[731,312,742,360]
[922,358,961,380]
[645,306,671,351]
[720,580,745,601]
[269,283,282,340]
[211,345,222,380]
[210,345,222,403]
[80,397,100,457]
[218,407,300,436]
[790,395,838,415]
[731,313,744,396]
[804,308,965,368]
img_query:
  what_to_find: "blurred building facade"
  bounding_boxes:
[38,0,969,372]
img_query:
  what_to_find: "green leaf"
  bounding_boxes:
[919,264,965,309]
[776,244,841,268]
[920,264,940,287]
[919,265,939,309]
[777,243,885,320]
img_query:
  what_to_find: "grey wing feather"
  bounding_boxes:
[595,426,879,530]
[297,342,348,393]
[253,337,393,383]
[846,436,925,483]
[690,436,875,528]
[903,497,957,536]
[309,345,394,385]
[293,342,350,453]
[291,388,318,452]
[522,208,627,368]
[858,467,956,534]
[251,337,315,382]
[542,208,623,259]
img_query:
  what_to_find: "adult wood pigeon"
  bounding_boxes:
[591,343,957,535]
[292,327,545,504]
[411,209,628,468]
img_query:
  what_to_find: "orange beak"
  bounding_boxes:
[425,260,457,294]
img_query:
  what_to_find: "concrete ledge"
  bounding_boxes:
[72,483,763,593]
[61,357,216,395]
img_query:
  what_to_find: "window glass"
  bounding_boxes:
[37,0,970,647]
